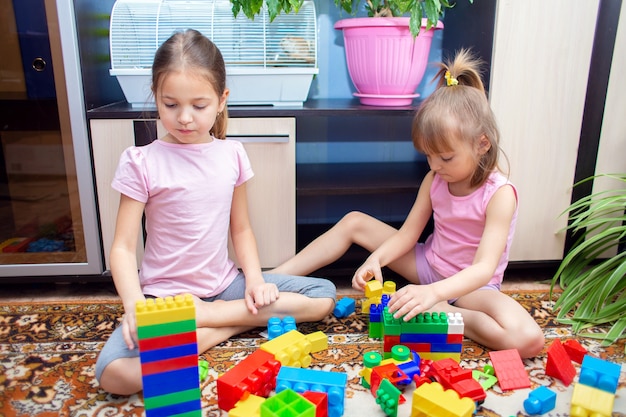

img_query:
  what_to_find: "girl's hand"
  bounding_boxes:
[245,282,279,314]
[387,284,440,321]
[352,259,383,291]
[120,309,139,350]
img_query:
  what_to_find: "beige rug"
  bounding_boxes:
[0,291,624,416]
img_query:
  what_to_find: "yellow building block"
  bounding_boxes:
[411,382,475,417]
[135,294,195,326]
[365,280,383,298]
[260,330,312,368]
[229,393,265,417]
[383,281,396,294]
[571,383,615,417]
[419,352,461,362]
[362,296,381,315]
[305,331,328,353]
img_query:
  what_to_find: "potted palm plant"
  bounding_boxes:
[550,173,626,346]
[231,0,472,106]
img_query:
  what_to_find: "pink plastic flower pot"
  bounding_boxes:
[335,17,444,106]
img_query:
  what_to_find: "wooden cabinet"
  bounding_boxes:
[90,117,295,270]
[490,1,599,261]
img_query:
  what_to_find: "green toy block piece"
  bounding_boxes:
[375,379,401,417]
[137,318,197,339]
[260,388,315,417]
[382,307,402,336]
[369,322,382,338]
[472,369,498,390]
[402,311,449,334]
[199,360,209,382]
[144,387,202,410]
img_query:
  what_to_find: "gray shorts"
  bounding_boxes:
[95,272,336,382]
[414,243,500,304]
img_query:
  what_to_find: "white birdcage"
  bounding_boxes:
[109,0,318,107]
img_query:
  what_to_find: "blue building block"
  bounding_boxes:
[397,351,421,381]
[276,366,348,417]
[333,297,356,318]
[370,304,384,323]
[268,316,297,340]
[579,355,621,394]
[523,386,556,415]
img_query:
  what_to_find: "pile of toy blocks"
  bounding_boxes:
[366,281,464,362]
[217,320,348,417]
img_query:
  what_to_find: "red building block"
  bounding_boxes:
[302,391,328,417]
[427,358,486,403]
[370,363,409,403]
[563,339,588,364]
[488,349,530,391]
[545,339,576,386]
[217,349,281,411]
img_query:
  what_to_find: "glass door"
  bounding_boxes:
[0,0,102,277]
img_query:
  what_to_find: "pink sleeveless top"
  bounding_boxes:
[424,171,518,286]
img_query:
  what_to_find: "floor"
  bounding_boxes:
[0,266,556,303]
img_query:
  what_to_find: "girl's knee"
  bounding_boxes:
[516,327,545,359]
[314,297,335,319]
[98,358,142,395]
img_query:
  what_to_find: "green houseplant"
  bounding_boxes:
[230,1,472,105]
[550,173,626,346]
[231,0,467,36]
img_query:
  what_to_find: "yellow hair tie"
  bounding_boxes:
[445,71,458,86]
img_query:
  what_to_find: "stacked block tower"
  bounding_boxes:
[370,299,464,361]
[135,294,201,417]
[570,355,621,417]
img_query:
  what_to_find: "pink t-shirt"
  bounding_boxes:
[112,138,253,298]
[424,171,518,286]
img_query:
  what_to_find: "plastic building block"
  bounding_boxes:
[545,339,576,386]
[333,297,356,318]
[411,382,476,417]
[377,309,463,361]
[260,330,313,368]
[360,351,383,388]
[523,386,556,415]
[375,379,401,417]
[217,349,281,411]
[261,388,315,417]
[230,393,265,417]
[472,366,498,390]
[488,349,530,390]
[427,358,486,403]
[135,294,201,417]
[578,355,621,393]
[305,331,329,353]
[371,363,411,398]
[365,280,383,298]
[302,391,328,417]
[275,366,348,417]
[268,316,297,340]
[383,281,396,294]
[199,360,209,382]
[563,339,587,364]
[570,382,615,417]
[1,237,34,253]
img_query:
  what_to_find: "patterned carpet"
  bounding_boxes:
[0,291,624,417]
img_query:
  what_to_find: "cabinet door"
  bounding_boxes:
[226,118,296,268]
[160,117,296,267]
[90,119,145,270]
[490,1,598,261]
[92,117,295,271]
